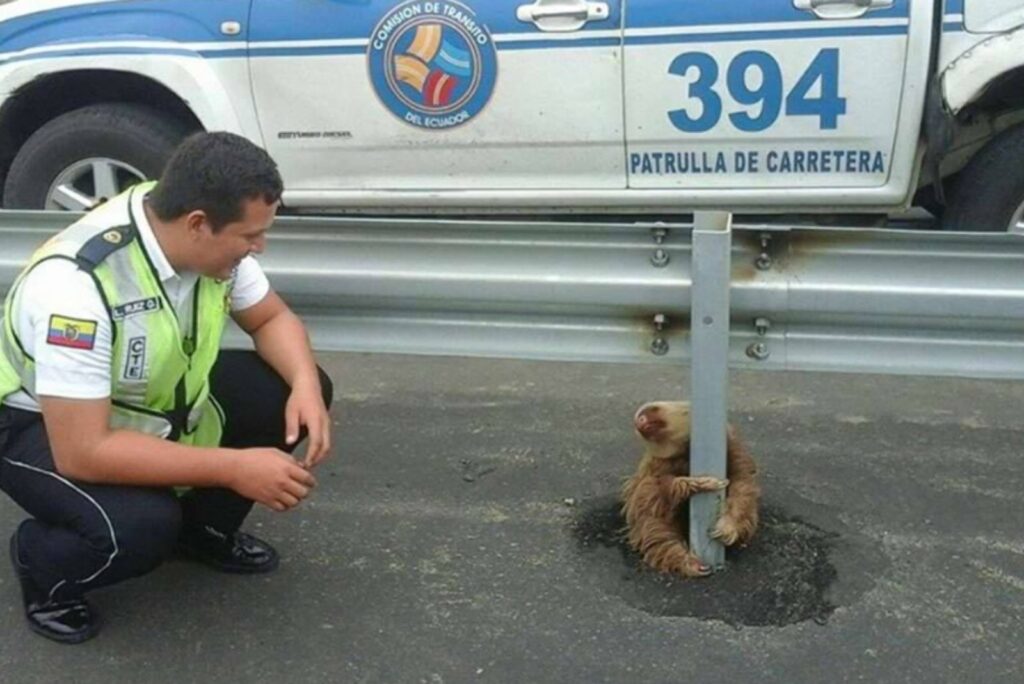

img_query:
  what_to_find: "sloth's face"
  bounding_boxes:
[633,401,691,457]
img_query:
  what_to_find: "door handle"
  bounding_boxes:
[516,1,610,32]
[793,0,894,20]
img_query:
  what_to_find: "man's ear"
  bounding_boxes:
[184,210,211,239]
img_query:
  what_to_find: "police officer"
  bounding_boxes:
[0,132,333,644]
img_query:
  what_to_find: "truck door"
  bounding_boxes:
[624,1,914,193]
[249,0,625,201]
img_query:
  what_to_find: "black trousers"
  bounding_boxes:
[0,351,333,603]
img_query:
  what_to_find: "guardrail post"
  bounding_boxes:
[689,211,732,571]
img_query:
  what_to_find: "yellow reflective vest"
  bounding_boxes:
[0,183,229,447]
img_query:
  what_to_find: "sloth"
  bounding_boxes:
[621,401,760,577]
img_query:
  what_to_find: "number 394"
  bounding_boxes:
[668,48,846,133]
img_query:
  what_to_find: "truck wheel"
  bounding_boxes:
[3,103,195,210]
[943,123,1024,232]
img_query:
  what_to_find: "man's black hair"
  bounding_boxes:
[148,131,283,230]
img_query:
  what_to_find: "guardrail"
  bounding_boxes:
[3,209,1022,569]
[3,211,1020,379]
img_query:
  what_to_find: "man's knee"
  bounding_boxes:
[111,493,182,573]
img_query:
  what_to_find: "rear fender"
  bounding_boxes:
[942,25,1024,114]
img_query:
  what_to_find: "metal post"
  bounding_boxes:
[689,211,732,570]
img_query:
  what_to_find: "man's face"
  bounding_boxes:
[190,197,278,280]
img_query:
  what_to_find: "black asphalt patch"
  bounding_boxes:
[572,492,886,627]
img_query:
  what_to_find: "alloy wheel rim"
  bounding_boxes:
[1009,198,1024,234]
[45,158,147,211]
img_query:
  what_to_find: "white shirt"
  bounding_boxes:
[3,189,270,411]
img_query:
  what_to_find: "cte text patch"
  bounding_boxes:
[124,336,146,380]
[47,315,98,350]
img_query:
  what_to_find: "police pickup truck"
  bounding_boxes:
[0,0,1021,231]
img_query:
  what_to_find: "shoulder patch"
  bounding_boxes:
[75,225,135,269]
[47,315,98,350]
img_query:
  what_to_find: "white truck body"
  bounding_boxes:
[0,0,1021,222]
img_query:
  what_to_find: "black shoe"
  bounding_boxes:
[177,526,280,574]
[9,531,99,644]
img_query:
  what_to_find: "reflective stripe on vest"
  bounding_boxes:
[0,183,231,447]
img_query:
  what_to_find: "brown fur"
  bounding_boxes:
[621,401,760,577]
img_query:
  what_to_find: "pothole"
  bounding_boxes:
[571,494,884,627]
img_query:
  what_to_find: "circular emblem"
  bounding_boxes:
[102,230,122,244]
[368,0,497,130]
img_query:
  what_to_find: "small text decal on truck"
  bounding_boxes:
[630,149,887,176]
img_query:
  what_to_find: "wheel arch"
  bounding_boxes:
[942,24,1024,116]
[923,29,1024,203]
[0,59,254,193]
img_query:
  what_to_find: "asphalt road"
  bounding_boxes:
[1,352,1022,683]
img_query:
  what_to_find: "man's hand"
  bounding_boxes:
[233,290,333,469]
[228,448,317,511]
[285,379,332,468]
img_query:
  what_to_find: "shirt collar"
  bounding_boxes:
[130,187,179,283]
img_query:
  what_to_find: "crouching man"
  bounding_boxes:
[0,132,333,643]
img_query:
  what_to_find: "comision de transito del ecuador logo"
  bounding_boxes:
[368,0,497,130]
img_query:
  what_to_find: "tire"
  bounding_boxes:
[3,103,196,210]
[942,122,1024,232]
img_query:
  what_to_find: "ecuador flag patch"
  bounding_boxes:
[47,315,98,350]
